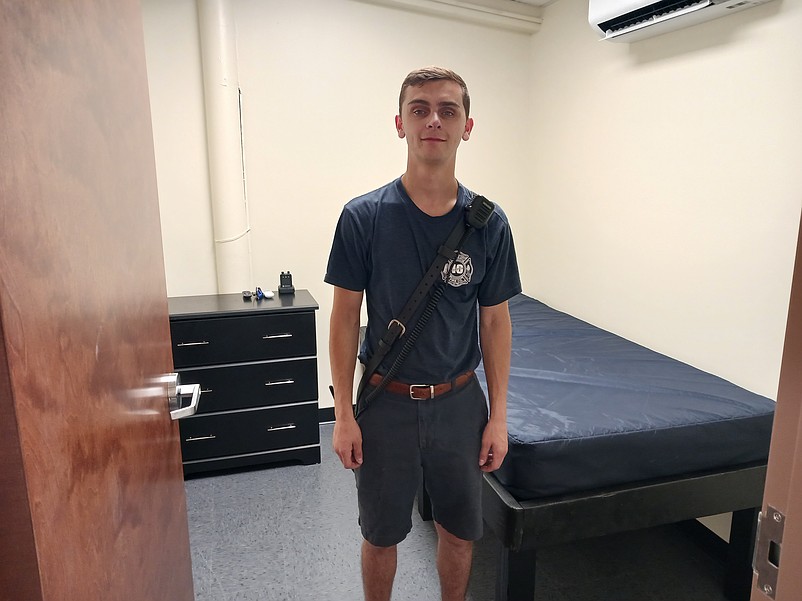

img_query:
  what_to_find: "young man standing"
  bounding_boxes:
[325,66,521,601]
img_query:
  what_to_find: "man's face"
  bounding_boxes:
[395,80,474,167]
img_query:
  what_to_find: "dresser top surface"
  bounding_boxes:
[168,289,318,320]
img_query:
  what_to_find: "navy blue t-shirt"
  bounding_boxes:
[325,178,521,383]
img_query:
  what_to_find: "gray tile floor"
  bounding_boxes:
[184,424,731,601]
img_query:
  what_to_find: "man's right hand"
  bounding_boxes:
[332,416,363,469]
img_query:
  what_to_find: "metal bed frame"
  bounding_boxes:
[420,461,765,600]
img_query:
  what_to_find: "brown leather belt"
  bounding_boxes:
[368,370,475,400]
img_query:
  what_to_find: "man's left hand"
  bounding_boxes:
[478,418,508,472]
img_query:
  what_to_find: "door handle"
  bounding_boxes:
[164,373,202,420]
[171,384,201,420]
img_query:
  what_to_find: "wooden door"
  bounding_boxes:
[0,1,194,600]
[752,212,802,601]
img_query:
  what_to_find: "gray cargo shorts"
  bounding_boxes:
[354,375,488,547]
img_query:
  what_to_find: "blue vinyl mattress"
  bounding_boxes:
[476,294,776,501]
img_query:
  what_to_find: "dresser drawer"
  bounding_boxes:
[178,403,319,462]
[171,312,316,368]
[178,358,318,413]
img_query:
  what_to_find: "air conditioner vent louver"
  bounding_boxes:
[598,0,708,34]
[589,0,776,42]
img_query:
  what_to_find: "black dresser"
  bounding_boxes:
[168,290,320,475]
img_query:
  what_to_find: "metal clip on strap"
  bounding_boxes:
[383,319,405,343]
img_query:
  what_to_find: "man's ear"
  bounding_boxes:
[395,115,405,139]
[462,117,474,141]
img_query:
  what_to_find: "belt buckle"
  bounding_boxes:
[409,384,434,400]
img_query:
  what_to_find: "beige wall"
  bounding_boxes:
[142,0,217,295]
[525,0,802,399]
[142,0,802,410]
[142,0,533,408]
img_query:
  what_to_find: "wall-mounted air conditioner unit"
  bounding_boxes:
[358,0,544,34]
[589,0,776,42]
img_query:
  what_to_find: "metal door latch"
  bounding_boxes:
[163,373,202,420]
[753,505,784,599]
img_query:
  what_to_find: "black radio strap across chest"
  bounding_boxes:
[354,194,495,416]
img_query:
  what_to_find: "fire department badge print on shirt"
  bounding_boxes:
[442,251,473,287]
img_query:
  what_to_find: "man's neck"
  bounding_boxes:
[401,166,458,217]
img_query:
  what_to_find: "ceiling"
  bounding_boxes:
[358,0,558,34]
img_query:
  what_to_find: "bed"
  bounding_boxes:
[419,293,775,601]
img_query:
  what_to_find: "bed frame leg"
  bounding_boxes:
[724,508,758,601]
[496,546,537,601]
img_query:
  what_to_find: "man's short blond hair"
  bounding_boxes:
[398,66,471,117]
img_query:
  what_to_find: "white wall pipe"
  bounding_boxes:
[197,0,253,293]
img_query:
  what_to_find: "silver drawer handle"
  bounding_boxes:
[201,388,213,393]
[177,341,210,347]
[185,434,216,442]
[265,379,294,387]
[262,333,292,340]
[267,423,296,432]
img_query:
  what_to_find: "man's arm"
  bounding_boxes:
[329,285,365,469]
[478,300,512,472]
